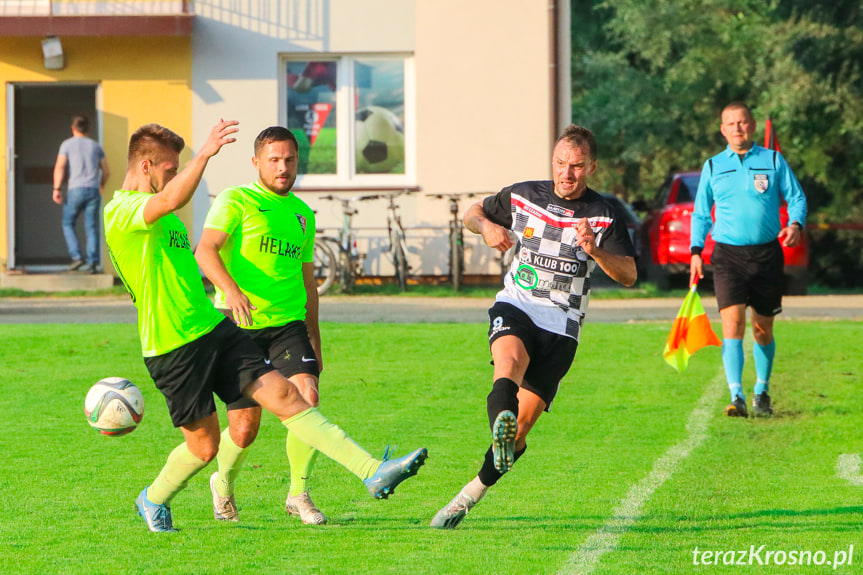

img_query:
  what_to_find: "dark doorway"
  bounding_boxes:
[12,84,99,269]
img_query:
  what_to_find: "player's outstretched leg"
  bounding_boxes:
[363,446,429,500]
[136,487,177,533]
[252,374,428,499]
[280,406,427,499]
[492,410,517,473]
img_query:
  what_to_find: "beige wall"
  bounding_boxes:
[412,0,558,274]
[190,0,416,241]
[415,0,555,195]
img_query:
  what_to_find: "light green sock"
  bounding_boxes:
[214,427,250,497]
[148,442,209,505]
[286,432,318,496]
[282,408,380,481]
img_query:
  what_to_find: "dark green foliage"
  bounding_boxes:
[570,0,863,205]
[571,0,863,285]
[807,228,863,288]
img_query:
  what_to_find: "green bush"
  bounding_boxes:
[807,228,863,289]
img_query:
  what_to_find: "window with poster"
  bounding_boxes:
[283,56,414,187]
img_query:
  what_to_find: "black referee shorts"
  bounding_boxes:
[487,301,578,410]
[143,318,274,427]
[712,240,784,316]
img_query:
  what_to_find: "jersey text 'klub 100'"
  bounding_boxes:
[482,181,635,341]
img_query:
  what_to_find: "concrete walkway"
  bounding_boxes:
[0,294,861,324]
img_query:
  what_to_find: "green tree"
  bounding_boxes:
[572,0,863,219]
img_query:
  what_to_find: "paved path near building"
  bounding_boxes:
[0,294,861,324]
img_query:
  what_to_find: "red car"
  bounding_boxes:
[637,171,809,294]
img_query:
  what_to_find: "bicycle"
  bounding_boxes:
[312,236,337,295]
[375,189,416,291]
[426,192,479,291]
[316,194,378,294]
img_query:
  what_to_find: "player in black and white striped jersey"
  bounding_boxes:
[431,124,637,529]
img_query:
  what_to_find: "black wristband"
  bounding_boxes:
[690,246,703,257]
[791,221,803,231]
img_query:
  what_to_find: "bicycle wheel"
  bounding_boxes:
[451,227,464,291]
[313,240,337,296]
[393,230,408,292]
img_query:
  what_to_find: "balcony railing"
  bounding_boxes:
[0,0,191,16]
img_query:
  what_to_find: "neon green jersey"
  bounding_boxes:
[105,190,223,357]
[204,181,316,329]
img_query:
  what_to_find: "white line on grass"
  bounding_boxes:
[836,454,863,486]
[558,368,726,575]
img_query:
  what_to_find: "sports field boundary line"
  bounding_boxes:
[558,368,726,575]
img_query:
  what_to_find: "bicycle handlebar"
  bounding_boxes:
[425,192,484,200]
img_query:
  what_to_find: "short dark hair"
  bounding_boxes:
[72,115,89,134]
[127,124,185,167]
[722,101,754,121]
[556,124,597,160]
[254,126,298,156]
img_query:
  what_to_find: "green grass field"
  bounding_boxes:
[1,321,862,574]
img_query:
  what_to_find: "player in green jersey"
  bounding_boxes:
[196,126,328,524]
[105,120,427,533]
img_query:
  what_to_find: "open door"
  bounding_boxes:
[9,84,99,270]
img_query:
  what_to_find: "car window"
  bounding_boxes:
[676,175,700,203]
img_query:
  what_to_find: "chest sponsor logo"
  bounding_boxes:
[168,229,191,250]
[524,227,535,239]
[518,247,581,274]
[514,264,539,289]
[547,204,574,217]
[259,236,302,259]
[295,214,307,234]
[754,174,768,193]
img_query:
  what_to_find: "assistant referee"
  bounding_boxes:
[690,102,807,418]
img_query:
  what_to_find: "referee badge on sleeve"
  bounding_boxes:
[754,174,768,193]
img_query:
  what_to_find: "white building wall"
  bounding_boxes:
[191,0,415,240]
[191,0,566,279]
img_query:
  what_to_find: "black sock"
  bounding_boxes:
[486,377,519,429]
[477,444,527,486]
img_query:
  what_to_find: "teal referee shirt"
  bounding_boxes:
[691,144,807,249]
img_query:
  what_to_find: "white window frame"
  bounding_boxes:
[279,53,416,189]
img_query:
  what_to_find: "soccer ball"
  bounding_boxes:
[355,105,405,173]
[84,377,145,436]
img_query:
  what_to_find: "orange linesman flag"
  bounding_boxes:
[663,284,721,372]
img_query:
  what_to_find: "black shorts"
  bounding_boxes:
[487,301,578,410]
[712,241,784,316]
[225,319,320,411]
[143,318,275,428]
